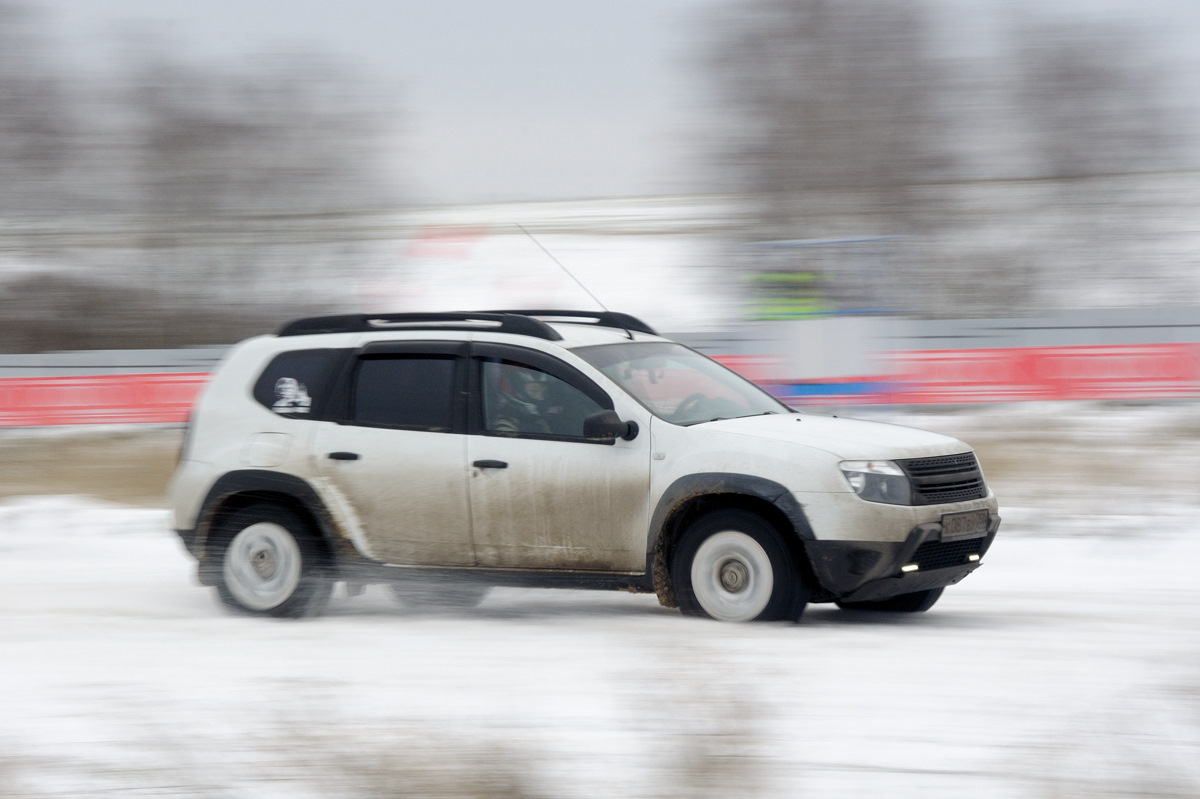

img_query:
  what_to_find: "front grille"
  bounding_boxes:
[910,538,985,571]
[899,452,988,505]
[903,452,978,476]
[918,479,989,504]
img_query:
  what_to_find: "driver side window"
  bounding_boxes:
[480,358,605,439]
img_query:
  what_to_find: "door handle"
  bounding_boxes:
[472,459,508,469]
[328,451,360,461]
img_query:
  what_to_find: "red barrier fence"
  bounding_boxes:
[886,343,1200,403]
[0,373,209,427]
[3,343,1199,426]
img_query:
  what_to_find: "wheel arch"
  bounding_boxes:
[194,470,342,586]
[648,473,816,607]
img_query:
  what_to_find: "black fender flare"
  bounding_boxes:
[192,470,344,583]
[648,472,815,556]
[644,473,816,608]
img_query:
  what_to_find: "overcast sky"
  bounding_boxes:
[39,0,722,205]
[38,0,1200,206]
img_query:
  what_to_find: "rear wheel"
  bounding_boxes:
[214,504,332,618]
[672,509,808,622]
[836,587,943,613]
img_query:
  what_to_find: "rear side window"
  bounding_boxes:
[253,349,341,418]
[351,356,456,431]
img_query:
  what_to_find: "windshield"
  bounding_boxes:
[574,341,790,425]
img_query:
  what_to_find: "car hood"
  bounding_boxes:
[697,413,971,460]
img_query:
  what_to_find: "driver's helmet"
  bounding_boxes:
[498,365,549,414]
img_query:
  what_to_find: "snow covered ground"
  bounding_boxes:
[2,402,1200,797]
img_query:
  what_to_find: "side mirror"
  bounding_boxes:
[583,409,638,441]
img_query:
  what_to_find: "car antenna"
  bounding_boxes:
[515,224,634,339]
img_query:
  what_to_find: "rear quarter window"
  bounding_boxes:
[252,349,342,418]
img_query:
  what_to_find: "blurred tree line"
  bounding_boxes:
[709,0,1196,317]
[2,0,1195,352]
[0,0,398,352]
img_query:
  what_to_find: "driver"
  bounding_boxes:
[490,364,554,435]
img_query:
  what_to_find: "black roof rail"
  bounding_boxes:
[277,312,564,341]
[482,310,658,336]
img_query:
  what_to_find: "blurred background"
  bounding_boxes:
[3,2,1200,797]
[3,0,1200,352]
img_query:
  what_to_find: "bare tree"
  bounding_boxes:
[1011,19,1180,181]
[0,1,402,351]
[998,18,1191,308]
[121,48,399,307]
[704,1,1195,315]
[0,1,70,217]
[131,53,391,218]
[709,0,949,241]
[703,0,952,316]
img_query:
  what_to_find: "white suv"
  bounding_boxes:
[170,310,1000,622]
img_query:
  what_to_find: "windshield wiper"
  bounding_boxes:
[682,410,780,426]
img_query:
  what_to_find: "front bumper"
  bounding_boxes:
[803,512,1001,602]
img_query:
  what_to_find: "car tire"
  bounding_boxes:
[672,509,808,622]
[214,503,332,618]
[389,579,491,611]
[836,587,943,613]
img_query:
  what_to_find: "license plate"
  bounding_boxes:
[941,509,989,541]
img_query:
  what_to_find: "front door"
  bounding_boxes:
[466,346,650,572]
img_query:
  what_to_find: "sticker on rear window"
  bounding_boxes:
[272,377,311,414]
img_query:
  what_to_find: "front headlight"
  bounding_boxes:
[839,460,912,505]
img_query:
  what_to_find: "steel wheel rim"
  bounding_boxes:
[223,522,303,611]
[690,531,774,622]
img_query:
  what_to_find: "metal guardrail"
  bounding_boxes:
[3,308,1200,426]
[0,348,228,378]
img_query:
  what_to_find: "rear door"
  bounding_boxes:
[466,343,651,572]
[312,341,474,566]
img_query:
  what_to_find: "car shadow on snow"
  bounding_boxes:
[309,586,1013,629]
[800,603,1020,630]
[317,585,679,622]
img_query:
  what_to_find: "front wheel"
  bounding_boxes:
[672,509,808,622]
[214,504,332,618]
[836,587,943,613]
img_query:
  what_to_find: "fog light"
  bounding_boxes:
[900,563,919,573]
[968,554,981,562]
